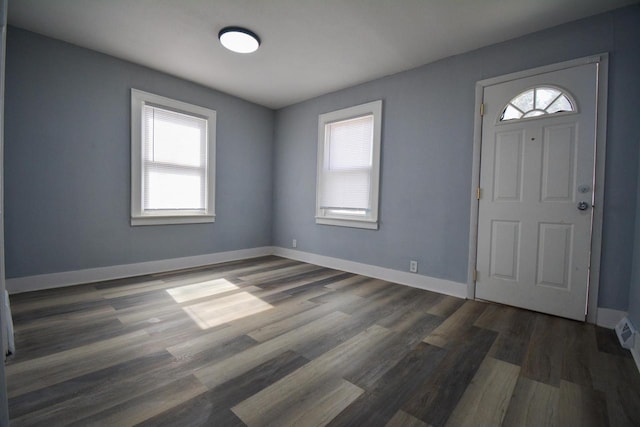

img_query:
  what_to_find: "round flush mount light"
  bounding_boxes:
[218,26,261,53]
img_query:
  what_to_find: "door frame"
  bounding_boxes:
[467,54,609,323]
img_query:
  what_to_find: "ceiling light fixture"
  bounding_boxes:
[218,26,261,54]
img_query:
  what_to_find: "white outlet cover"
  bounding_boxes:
[409,260,418,272]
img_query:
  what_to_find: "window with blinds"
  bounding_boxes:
[316,100,382,229]
[131,89,216,225]
[143,105,207,211]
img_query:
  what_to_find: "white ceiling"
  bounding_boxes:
[8,0,638,109]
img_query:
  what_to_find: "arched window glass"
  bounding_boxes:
[500,86,575,122]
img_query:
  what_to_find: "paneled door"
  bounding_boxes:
[476,63,598,321]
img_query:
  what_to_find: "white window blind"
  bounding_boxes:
[143,105,208,212]
[131,89,216,226]
[316,100,381,229]
[320,115,374,213]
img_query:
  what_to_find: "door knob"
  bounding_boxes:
[577,201,590,211]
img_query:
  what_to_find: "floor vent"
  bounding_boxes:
[615,316,636,350]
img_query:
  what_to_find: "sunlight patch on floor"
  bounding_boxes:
[166,278,240,303]
[167,283,273,329]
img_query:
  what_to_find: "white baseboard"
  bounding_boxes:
[272,247,467,299]
[6,246,274,294]
[6,245,630,331]
[5,246,467,297]
[596,307,627,329]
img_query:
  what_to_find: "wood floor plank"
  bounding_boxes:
[308,287,365,305]
[284,272,353,296]
[324,275,372,290]
[561,321,597,387]
[279,379,362,427]
[8,350,176,420]
[69,374,207,427]
[166,299,317,358]
[348,279,392,297]
[12,316,138,361]
[115,298,189,324]
[502,377,559,427]
[159,277,250,303]
[347,311,443,391]
[6,256,635,426]
[424,299,487,348]
[232,325,392,425]
[479,304,536,366]
[327,342,446,426]
[445,357,520,427]
[194,310,353,388]
[241,378,363,427]
[595,326,632,358]
[10,350,202,426]
[13,304,117,334]
[557,380,609,427]
[342,284,420,321]
[403,326,498,426]
[237,262,320,282]
[487,332,530,366]
[520,313,568,386]
[337,283,402,315]
[179,289,275,329]
[10,297,112,324]
[590,351,640,426]
[473,303,534,335]
[425,294,465,318]
[385,410,429,427]
[250,266,330,289]
[376,290,440,331]
[149,262,279,288]
[265,284,333,305]
[107,288,177,311]
[9,285,101,315]
[6,330,158,398]
[138,350,309,427]
[247,292,362,342]
[98,278,169,299]
[249,269,345,297]
[145,256,284,279]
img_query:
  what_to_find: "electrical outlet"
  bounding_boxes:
[409,260,418,273]
[292,239,297,248]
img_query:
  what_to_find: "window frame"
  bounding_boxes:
[498,85,578,124]
[131,89,216,226]
[315,100,382,230]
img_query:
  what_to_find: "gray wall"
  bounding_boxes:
[0,0,9,424]
[4,7,640,313]
[4,28,275,280]
[272,6,640,311]
[628,135,640,328]
[619,6,640,328]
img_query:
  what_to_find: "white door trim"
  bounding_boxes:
[468,54,608,323]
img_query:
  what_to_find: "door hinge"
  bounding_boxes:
[476,187,482,200]
[480,103,485,116]
[473,270,478,281]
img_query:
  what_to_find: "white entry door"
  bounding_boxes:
[476,63,598,321]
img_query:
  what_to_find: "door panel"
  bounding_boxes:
[541,124,576,202]
[493,131,524,201]
[489,220,520,281]
[536,223,573,289]
[476,63,597,321]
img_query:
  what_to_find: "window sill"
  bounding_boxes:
[131,214,215,226]
[315,216,378,230]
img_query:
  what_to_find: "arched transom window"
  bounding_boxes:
[500,86,576,122]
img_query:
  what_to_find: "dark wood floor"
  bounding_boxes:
[5,256,640,426]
